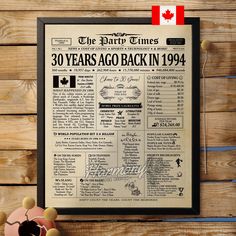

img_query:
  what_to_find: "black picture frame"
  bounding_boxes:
[37,17,200,215]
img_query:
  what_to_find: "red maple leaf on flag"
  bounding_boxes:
[162,9,174,21]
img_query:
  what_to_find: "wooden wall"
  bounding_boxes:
[0,1,236,235]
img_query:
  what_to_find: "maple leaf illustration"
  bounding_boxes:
[162,9,174,21]
[60,77,69,86]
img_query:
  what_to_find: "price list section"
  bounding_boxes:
[146,75,184,117]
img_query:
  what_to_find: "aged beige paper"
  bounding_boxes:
[44,24,192,208]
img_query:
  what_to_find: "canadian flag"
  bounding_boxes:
[152,6,184,25]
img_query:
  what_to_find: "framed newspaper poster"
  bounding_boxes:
[37,17,200,214]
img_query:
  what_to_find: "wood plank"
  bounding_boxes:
[200,78,236,112]
[0,0,235,10]
[0,182,235,220]
[0,186,36,217]
[201,112,236,147]
[56,222,236,236]
[0,115,36,149]
[0,10,235,44]
[0,112,235,149]
[2,222,235,236]
[201,42,236,77]
[1,222,235,236]
[0,80,36,114]
[0,150,36,184]
[0,149,235,184]
[201,150,236,181]
[0,46,35,80]
[0,43,235,80]
[0,78,235,114]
